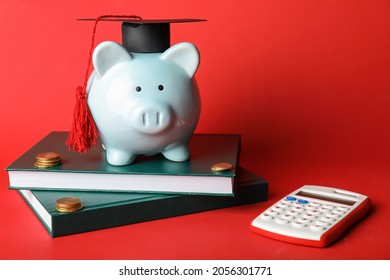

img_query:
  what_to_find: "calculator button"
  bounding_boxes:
[265,210,279,217]
[315,221,330,227]
[302,213,317,219]
[280,214,294,221]
[326,213,341,219]
[310,225,326,232]
[306,204,316,209]
[271,206,285,213]
[277,203,290,209]
[260,214,274,221]
[292,222,306,228]
[308,210,319,215]
[297,199,309,205]
[319,208,331,213]
[337,206,350,212]
[320,216,336,223]
[286,210,300,217]
[309,202,321,207]
[322,205,335,210]
[275,218,290,225]
[291,207,304,213]
[297,218,312,224]
[286,196,297,201]
[332,209,346,215]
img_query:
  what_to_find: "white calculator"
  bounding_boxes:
[250,185,371,247]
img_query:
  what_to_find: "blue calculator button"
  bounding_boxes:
[286,196,297,201]
[298,199,309,204]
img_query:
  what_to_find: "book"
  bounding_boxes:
[6,131,240,195]
[17,167,268,237]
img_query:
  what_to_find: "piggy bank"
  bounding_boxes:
[87,41,201,166]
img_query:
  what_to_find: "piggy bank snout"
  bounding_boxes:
[131,103,172,134]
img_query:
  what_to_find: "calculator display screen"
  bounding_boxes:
[296,191,356,206]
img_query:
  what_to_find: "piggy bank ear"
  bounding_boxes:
[160,42,200,78]
[93,41,132,79]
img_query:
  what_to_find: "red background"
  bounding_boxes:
[1,0,389,259]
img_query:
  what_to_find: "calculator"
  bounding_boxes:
[250,185,371,247]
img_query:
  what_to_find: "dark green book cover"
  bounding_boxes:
[17,167,268,237]
[7,131,240,195]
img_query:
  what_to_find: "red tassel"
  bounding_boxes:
[66,86,98,153]
[66,15,142,153]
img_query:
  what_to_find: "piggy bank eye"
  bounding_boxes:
[158,85,164,91]
[135,86,142,92]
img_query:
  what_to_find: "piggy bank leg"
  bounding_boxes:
[162,144,190,162]
[106,148,136,166]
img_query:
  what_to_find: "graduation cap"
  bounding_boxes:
[78,17,206,53]
[67,15,206,153]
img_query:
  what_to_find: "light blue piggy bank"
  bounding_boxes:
[87,41,201,166]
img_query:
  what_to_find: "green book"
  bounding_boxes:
[7,131,240,196]
[17,167,268,237]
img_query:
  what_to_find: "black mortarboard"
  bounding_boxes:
[78,17,206,53]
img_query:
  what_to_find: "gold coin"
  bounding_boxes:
[56,197,83,212]
[34,162,58,168]
[36,158,62,165]
[35,152,62,168]
[211,162,233,172]
[34,161,61,168]
[56,197,81,207]
[56,205,83,212]
[36,152,61,161]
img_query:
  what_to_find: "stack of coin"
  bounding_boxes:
[35,152,62,168]
[56,197,83,212]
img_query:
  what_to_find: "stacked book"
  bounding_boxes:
[5,131,268,237]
